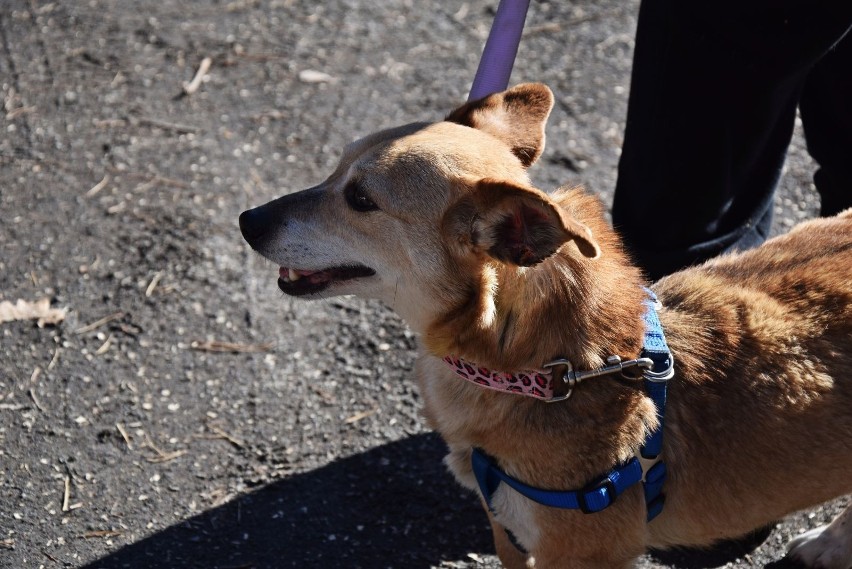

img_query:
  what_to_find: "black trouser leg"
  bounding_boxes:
[800,30,852,217]
[612,1,852,281]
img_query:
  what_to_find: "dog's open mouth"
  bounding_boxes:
[277,265,376,296]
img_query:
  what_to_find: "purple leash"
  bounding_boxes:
[468,0,531,101]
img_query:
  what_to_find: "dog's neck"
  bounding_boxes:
[424,190,648,373]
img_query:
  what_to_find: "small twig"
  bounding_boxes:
[182,56,212,96]
[6,106,37,120]
[62,475,71,512]
[29,369,44,411]
[74,311,124,334]
[0,538,14,550]
[104,167,191,189]
[208,424,244,449]
[142,433,165,456]
[523,22,564,35]
[95,334,113,355]
[145,271,163,297]
[143,433,187,463]
[82,529,123,539]
[115,423,132,450]
[146,450,187,464]
[47,346,61,371]
[85,174,110,197]
[344,407,379,425]
[28,388,45,412]
[135,116,200,134]
[190,340,273,354]
[249,109,288,122]
[523,12,612,37]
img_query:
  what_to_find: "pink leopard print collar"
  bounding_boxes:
[442,291,668,402]
[443,355,556,400]
[442,352,654,402]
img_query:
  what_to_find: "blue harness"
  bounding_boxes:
[471,290,674,522]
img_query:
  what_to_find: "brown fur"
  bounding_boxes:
[240,83,852,568]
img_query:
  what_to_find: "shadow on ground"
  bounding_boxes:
[648,524,805,569]
[80,433,493,569]
[80,432,797,569]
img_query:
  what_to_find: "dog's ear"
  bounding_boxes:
[445,83,554,167]
[445,179,600,266]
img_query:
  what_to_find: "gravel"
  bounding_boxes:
[0,1,840,568]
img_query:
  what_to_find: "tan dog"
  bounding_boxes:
[239,83,852,568]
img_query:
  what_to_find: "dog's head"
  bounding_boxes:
[240,83,601,330]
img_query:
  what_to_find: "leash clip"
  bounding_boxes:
[542,355,654,402]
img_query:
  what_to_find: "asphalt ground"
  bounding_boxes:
[0,1,846,568]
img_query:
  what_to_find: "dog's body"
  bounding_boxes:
[240,84,852,568]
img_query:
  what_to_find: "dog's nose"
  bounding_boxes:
[239,206,272,243]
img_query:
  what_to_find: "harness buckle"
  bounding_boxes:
[578,476,617,514]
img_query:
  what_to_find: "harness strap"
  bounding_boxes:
[639,289,673,460]
[470,289,673,523]
[636,290,672,520]
[473,450,643,514]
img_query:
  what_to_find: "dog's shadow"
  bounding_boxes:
[648,523,798,569]
[81,432,793,569]
[80,433,493,569]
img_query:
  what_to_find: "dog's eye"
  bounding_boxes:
[344,182,379,212]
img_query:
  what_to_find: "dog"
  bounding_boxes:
[239,83,852,568]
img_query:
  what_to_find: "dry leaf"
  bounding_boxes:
[0,298,67,327]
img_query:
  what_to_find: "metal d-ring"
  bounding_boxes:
[541,358,575,402]
[642,353,675,383]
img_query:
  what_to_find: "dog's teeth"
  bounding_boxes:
[289,268,300,282]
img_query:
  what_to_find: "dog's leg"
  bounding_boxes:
[787,502,852,569]
[485,506,533,569]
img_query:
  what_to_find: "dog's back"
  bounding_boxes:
[648,209,852,548]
